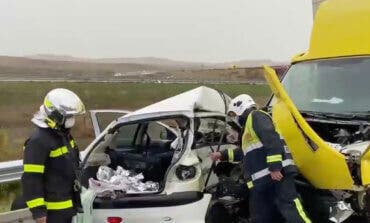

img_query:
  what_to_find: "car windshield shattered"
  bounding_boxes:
[279,57,370,115]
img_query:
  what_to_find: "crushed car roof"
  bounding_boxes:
[119,86,230,122]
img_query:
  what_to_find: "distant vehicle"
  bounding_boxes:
[264,0,370,222]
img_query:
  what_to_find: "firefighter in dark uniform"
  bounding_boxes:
[210,94,311,223]
[21,88,85,223]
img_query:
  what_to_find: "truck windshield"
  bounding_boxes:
[279,57,370,114]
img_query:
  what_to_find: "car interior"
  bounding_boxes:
[81,115,245,209]
[81,118,185,189]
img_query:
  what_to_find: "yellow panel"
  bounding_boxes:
[293,0,370,62]
[263,65,353,190]
[361,146,370,185]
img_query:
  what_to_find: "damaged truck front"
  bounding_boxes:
[264,0,370,222]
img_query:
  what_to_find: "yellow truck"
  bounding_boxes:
[264,0,370,222]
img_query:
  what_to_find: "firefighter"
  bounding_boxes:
[210,94,311,223]
[21,88,85,223]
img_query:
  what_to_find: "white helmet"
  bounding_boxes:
[43,88,85,129]
[227,94,256,116]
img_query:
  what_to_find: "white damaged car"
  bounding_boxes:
[77,86,249,223]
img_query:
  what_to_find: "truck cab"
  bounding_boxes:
[264,0,370,221]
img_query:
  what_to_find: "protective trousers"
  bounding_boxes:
[249,175,311,223]
[47,212,73,223]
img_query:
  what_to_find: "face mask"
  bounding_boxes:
[237,107,255,126]
[64,116,75,129]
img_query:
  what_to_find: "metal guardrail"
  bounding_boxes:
[0,162,47,223]
[0,160,23,184]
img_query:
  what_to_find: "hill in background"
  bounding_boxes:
[0,55,287,83]
[26,54,282,69]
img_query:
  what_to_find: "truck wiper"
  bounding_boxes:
[299,110,328,119]
[323,112,370,121]
[323,112,356,119]
[349,111,370,120]
[300,111,357,120]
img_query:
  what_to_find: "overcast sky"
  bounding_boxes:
[0,0,313,63]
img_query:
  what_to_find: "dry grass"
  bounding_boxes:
[0,182,21,212]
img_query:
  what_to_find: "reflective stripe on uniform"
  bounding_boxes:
[45,199,73,210]
[293,198,312,223]
[49,140,76,157]
[247,181,254,189]
[70,140,75,148]
[228,149,234,162]
[243,141,263,154]
[26,197,45,208]
[24,164,45,173]
[49,146,68,157]
[251,159,295,181]
[266,154,283,163]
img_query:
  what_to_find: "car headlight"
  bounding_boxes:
[176,165,196,180]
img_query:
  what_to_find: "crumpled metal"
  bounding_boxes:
[326,142,343,152]
[89,166,159,198]
[329,201,354,223]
